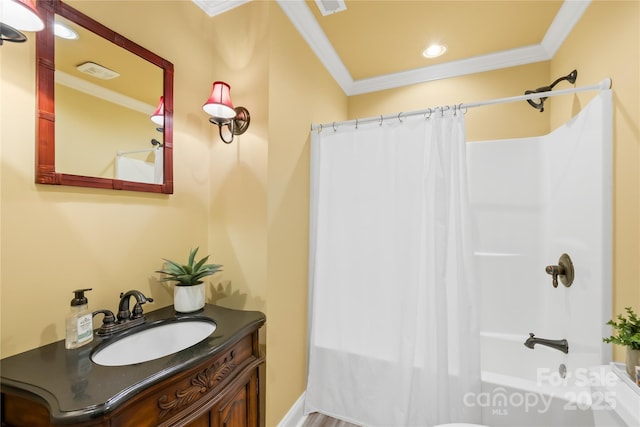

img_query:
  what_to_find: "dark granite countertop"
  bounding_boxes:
[0,304,265,424]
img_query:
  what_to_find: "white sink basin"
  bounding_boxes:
[91,319,216,366]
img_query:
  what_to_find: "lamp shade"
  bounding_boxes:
[1,0,44,31]
[150,96,164,126]
[202,81,236,121]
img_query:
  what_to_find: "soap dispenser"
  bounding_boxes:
[65,288,94,349]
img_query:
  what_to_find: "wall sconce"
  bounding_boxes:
[150,96,164,131]
[0,0,44,45]
[202,81,250,144]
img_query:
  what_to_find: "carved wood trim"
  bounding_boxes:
[157,350,237,418]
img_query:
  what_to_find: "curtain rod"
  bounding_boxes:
[310,78,612,132]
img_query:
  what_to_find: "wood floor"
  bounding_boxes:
[302,412,361,427]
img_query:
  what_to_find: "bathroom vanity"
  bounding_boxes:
[0,305,265,426]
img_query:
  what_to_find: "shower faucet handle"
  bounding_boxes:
[545,265,564,288]
[545,253,574,288]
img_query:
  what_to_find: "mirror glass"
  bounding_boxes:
[36,0,174,194]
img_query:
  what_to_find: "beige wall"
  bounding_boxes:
[349,62,551,141]
[0,1,344,425]
[0,0,217,357]
[56,85,156,178]
[266,5,347,425]
[1,1,637,426]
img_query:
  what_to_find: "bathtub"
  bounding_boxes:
[476,332,629,426]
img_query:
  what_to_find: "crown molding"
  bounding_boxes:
[350,44,550,96]
[541,0,591,57]
[277,0,591,96]
[192,0,251,17]
[56,71,155,115]
[276,0,354,94]
[193,0,590,95]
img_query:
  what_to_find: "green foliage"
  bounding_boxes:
[156,247,223,286]
[603,307,640,350]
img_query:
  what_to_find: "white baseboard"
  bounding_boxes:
[277,392,307,427]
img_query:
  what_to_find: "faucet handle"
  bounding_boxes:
[131,292,153,320]
[131,297,154,319]
[545,253,574,288]
[545,265,562,287]
[93,309,115,325]
[93,310,117,336]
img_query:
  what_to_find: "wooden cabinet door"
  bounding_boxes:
[213,368,259,427]
[218,385,248,427]
[182,413,213,427]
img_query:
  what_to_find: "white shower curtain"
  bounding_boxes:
[306,110,481,426]
[115,147,163,184]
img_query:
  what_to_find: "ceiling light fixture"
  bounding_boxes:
[0,0,44,45]
[422,43,447,59]
[202,81,250,144]
[54,22,78,40]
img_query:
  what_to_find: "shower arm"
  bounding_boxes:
[525,69,578,112]
[548,70,578,91]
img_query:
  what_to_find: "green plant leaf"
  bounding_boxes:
[156,248,222,286]
[193,255,209,272]
[603,306,640,349]
[188,248,198,267]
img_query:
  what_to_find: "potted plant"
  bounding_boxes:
[156,247,223,313]
[603,306,640,377]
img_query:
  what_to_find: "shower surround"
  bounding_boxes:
[467,91,614,426]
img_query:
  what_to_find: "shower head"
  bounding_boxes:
[525,69,578,112]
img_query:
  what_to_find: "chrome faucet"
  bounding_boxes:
[524,333,569,353]
[94,290,153,337]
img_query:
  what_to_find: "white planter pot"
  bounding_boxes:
[173,283,205,313]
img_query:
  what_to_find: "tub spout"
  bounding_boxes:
[524,333,569,353]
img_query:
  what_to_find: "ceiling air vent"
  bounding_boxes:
[315,0,346,16]
[76,62,120,80]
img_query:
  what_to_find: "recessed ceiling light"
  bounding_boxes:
[422,44,447,59]
[54,22,78,40]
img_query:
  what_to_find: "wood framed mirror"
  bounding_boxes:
[35,0,173,194]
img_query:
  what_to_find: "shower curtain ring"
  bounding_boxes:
[356,118,359,130]
[458,103,468,115]
[333,122,337,132]
[318,124,323,134]
[425,108,432,120]
[398,112,403,123]
[379,115,383,126]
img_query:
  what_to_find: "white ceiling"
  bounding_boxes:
[193,0,590,96]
